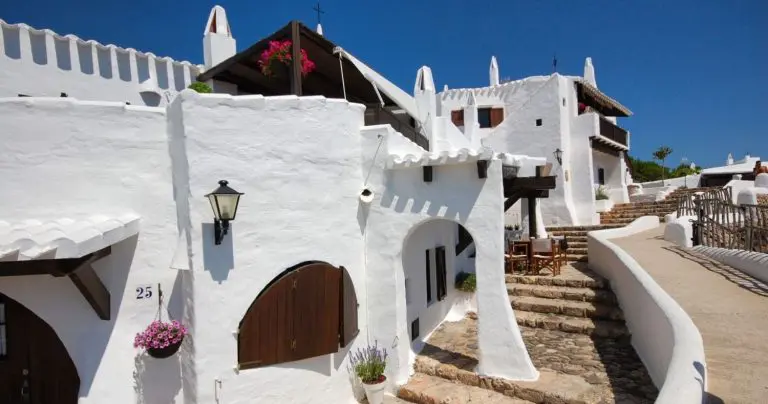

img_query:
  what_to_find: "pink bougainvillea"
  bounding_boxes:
[258,40,316,77]
[134,320,188,350]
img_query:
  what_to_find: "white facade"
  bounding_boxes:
[439,57,633,226]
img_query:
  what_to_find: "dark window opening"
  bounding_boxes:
[478,108,491,128]
[60,92,68,97]
[0,298,6,359]
[17,94,29,97]
[436,246,447,301]
[535,118,543,126]
[425,250,432,304]
[598,168,605,185]
[411,318,420,341]
[451,110,464,126]
[562,98,566,106]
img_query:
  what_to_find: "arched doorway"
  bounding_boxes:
[401,219,475,346]
[0,293,80,404]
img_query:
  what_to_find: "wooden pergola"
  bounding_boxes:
[503,166,557,238]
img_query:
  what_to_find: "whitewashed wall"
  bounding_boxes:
[360,125,538,384]
[0,98,182,403]
[0,20,200,106]
[168,92,369,404]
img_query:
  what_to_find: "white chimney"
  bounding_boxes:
[489,56,500,86]
[316,23,324,36]
[203,6,236,69]
[726,153,734,166]
[584,57,597,87]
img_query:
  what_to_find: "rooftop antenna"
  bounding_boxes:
[552,53,558,73]
[313,2,325,24]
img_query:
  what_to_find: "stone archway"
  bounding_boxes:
[0,293,80,404]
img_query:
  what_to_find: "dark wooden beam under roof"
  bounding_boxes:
[575,80,631,118]
[0,247,112,320]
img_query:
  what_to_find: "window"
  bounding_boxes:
[478,108,491,128]
[435,246,447,301]
[0,300,6,359]
[562,98,566,106]
[411,318,420,341]
[60,92,68,97]
[536,118,543,126]
[425,250,432,304]
[451,110,464,126]
[598,168,605,185]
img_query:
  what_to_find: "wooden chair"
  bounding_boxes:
[505,241,528,273]
[531,238,562,276]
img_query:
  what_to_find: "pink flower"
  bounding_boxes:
[134,320,188,351]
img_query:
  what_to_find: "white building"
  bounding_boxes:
[440,57,634,226]
[0,6,552,403]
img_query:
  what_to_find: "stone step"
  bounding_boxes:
[600,218,638,224]
[547,235,588,243]
[505,273,606,289]
[507,283,616,304]
[514,311,629,338]
[414,356,599,404]
[398,373,534,404]
[545,224,622,232]
[565,247,588,255]
[602,208,672,215]
[511,296,624,321]
[566,254,588,262]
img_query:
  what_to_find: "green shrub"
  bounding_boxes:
[455,272,477,293]
[187,82,212,93]
[595,186,610,200]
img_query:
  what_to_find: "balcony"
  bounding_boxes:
[598,117,629,148]
[364,104,430,150]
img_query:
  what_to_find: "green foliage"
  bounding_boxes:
[652,146,673,183]
[628,156,670,183]
[455,272,477,293]
[187,82,212,93]
[350,343,388,384]
[595,186,610,200]
[670,163,701,178]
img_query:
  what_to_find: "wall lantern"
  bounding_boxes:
[553,148,563,166]
[205,180,244,245]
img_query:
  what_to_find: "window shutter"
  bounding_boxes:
[292,265,340,361]
[339,266,359,347]
[425,250,432,303]
[451,110,464,126]
[490,107,504,127]
[435,246,447,301]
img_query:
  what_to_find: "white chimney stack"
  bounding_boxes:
[203,6,236,69]
[584,57,597,87]
[490,56,500,86]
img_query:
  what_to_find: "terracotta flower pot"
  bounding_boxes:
[147,338,183,359]
[362,376,387,404]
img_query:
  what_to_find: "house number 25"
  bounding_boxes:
[136,285,153,300]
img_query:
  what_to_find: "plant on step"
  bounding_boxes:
[134,320,188,358]
[455,272,477,293]
[258,40,316,78]
[350,341,388,384]
[595,185,610,200]
[187,82,212,93]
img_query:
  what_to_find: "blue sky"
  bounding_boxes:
[2,0,765,168]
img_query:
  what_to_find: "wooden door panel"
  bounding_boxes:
[293,264,340,361]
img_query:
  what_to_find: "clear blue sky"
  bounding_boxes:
[2,0,765,168]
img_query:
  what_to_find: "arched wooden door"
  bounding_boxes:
[238,262,359,370]
[0,294,80,404]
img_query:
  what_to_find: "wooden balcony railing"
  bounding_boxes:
[364,104,429,150]
[598,117,628,147]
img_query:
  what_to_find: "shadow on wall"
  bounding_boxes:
[202,222,235,283]
[380,169,481,221]
[133,353,182,403]
[78,235,138,395]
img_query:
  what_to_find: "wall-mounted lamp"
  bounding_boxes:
[553,148,563,166]
[205,180,244,245]
[360,187,375,204]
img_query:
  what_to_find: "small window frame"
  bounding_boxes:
[0,298,7,360]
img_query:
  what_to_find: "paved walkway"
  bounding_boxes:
[613,225,768,404]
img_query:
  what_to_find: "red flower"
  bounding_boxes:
[258,40,316,78]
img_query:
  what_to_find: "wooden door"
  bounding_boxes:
[0,294,79,404]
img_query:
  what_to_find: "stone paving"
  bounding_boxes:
[417,317,657,403]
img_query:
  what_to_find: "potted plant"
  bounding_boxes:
[258,40,316,78]
[350,342,388,404]
[187,82,212,93]
[134,320,188,359]
[594,185,614,213]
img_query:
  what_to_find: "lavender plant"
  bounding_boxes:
[350,342,388,384]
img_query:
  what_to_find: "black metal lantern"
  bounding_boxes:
[205,180,244,245]
[553,148,563,166]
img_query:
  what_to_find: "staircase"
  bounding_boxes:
[545,224,623,263]
[602,186,718,226]
[396,266,657,403]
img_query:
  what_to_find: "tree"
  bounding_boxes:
[652,146,673,185]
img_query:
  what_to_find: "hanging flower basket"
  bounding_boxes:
[258,40,316,78]
[134,320,188,359]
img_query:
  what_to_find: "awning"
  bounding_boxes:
[0,213,140,261]
[0,214,140,321]
[575,79,632,117]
